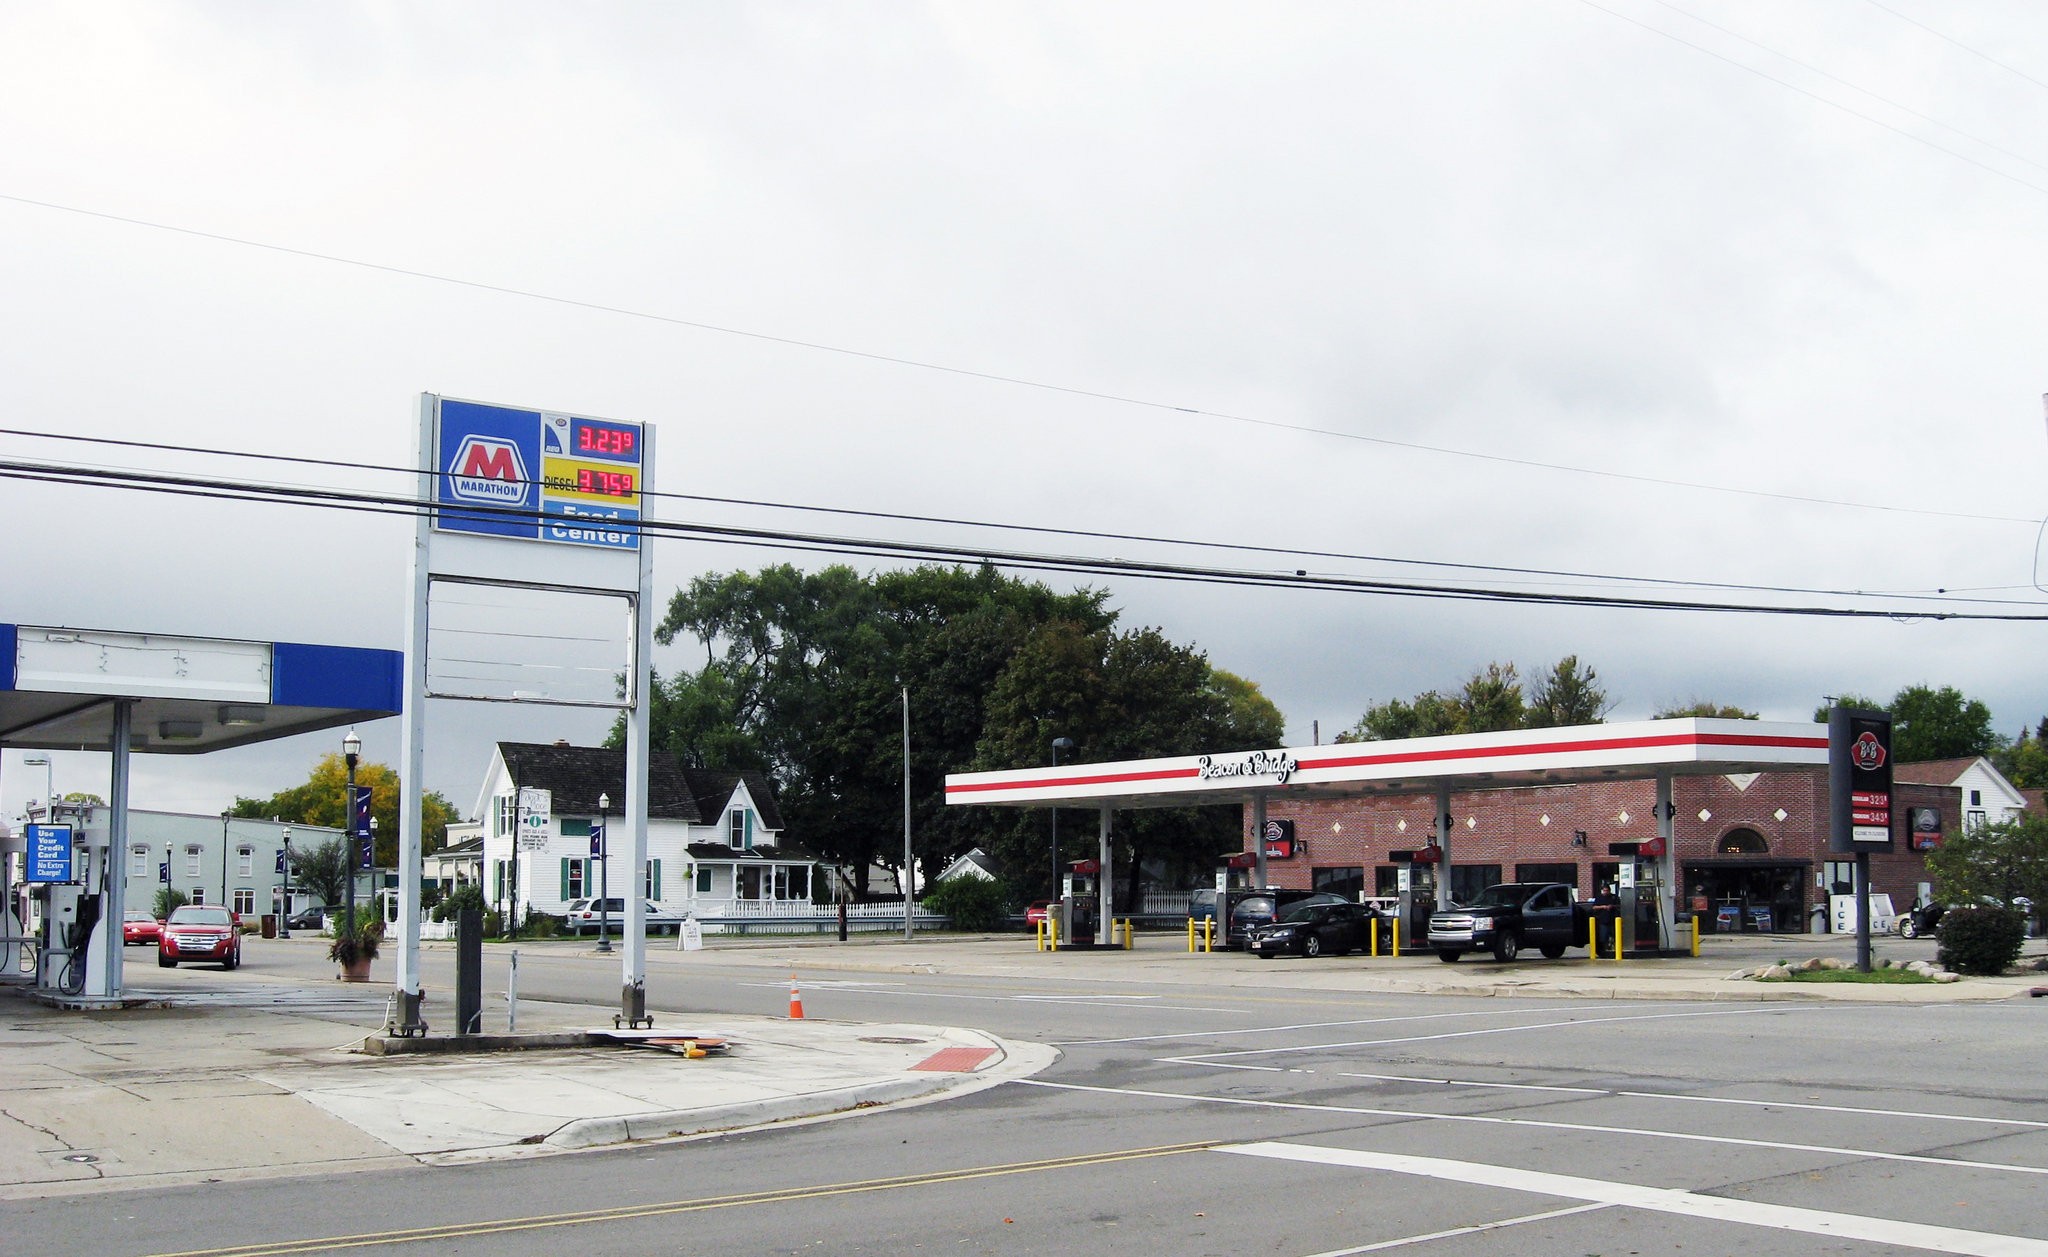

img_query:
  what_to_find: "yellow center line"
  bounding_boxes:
[143,1140,1221,1257]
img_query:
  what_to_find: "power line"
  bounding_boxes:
[0,191,2033,527]
[5,455,2046,622]
[0,425,2036,609]
[1863,0,2048,97]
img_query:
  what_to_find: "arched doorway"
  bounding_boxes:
[1685,828,1805,934]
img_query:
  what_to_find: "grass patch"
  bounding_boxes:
[1763,967,1935,984]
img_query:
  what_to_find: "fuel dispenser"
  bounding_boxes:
[1386,846,1441,945]
[1055,859,1100,946]
[1607,839,1672,954]
[24,819,114,998]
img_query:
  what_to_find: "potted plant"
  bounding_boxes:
[328,904,383,981]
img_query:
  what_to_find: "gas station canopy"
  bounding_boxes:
[1,624,403,753]
[945,718,1831,811]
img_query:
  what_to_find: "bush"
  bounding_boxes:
[1935,905,2027,976]
[925,876,1015,933]
[152,888,189,919]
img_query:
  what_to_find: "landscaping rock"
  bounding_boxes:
[1761,964,1794,980]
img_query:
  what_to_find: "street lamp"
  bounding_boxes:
[22,755,53,818]
[1049,737,1076,897]
[595,792,612,954]
[278,828,293,938]
[343,729,361,939]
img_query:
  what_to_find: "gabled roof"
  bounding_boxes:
[1894,757,1982,787]
[494,743,784,829]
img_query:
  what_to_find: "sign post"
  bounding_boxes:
[1829,706,1893,973]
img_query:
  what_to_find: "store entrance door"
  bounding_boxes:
[1683,861,1809,934]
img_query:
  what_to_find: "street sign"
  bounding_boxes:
[25,824,73,883]
[159,861,170,884]
[590,822,605,858]
[275,849,287,875]
[517,787,553,851]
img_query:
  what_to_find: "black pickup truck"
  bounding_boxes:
[1427,882,1594,963]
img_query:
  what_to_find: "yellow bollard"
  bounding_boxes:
[1691,913,1701,957]
[1613,916,1625,962]
[1186,917,1196,953]
[1204,917,1215,953]
[1587,915,1599,957]
[1123,919,1134,950]
[1037,917,1047,953]
[1369,917,1379,958]
[1391,917,1401,958]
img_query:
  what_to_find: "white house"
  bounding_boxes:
[1896,757,2028,833]
[474,741,820,925]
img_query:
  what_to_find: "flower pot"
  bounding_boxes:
[338,957,374,982]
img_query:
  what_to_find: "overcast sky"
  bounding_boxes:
[5,2,2048,824]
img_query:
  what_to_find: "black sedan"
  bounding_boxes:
[1248,901,1376,958]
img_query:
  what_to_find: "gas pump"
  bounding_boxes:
[1607,839,1671,954]
[1387,847,1440,943]
[31,819,112,998]
[1056,860,1099,946]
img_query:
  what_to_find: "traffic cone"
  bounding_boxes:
[788,972,805,1019]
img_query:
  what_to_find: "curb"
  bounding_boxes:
[545,1075,956,1149]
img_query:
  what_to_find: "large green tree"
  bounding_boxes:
[1925,814,2048,915]
[230,754,456,868]
[1525,655,1611,728]
[1340,658,1609,742]
[974,621,1286,906]
[641,563,1116,891]
[1652,700,1759,720]
[1809,685,2003,763]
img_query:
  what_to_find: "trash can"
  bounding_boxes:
[260,914,277,939]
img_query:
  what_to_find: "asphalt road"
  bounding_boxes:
[14,940,2048,1256]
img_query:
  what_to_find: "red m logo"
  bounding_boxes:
[460,443,519,480]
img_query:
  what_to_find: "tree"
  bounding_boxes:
[1925,814,2048,918]
[639,562,1117,892]
[288,836,350,910]
[1526,655,1611,728]
[1811,693,1885,722]
[1995,726,2048,790]
[1889,684,2001,763]
[1653,700,1759,720]
[230,754,457,868]
[1461,662,1525,733]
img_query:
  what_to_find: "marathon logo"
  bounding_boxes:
[445,436,529,505]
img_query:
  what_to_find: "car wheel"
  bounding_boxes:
[1304,936,1323,958]
[223,952,238,971]
[1539,943,1567,960]
[1897,917,1917,939]
[1492,932,1521,963]
[159,956,176,968]
[1437,950,1462,963]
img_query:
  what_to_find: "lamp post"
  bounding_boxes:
[220,811,231,912]
[278,828,292,938]
[1049,737,1075,897]
[343,729,361,940]
[22,754,53,819]
[595,792,612,955]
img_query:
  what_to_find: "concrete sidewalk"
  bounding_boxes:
[0,982,1050,1200]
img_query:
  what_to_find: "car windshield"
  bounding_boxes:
[1233,895,1276,917]
[1458,884,1531,910]
[169,907,233,927]
[124,910,155,922]
[1279,902,1326,924]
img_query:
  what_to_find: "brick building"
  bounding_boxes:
[1237,767,1959,935]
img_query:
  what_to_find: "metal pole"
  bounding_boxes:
[505,790,519,940]
[343,750,357,942]
[597,795,612,954]
[903,686,913,942]
[1855,850,1872,973]
[278,831,292,938]
[220,811,230,912]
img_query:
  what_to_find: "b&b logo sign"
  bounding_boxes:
[446,436,529,505]
[1850,731,1886,772]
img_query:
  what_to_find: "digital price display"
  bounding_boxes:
[573,420,638,461]
[576,467,636,498]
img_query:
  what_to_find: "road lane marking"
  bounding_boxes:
[731,981,1239,1012]
[1061,1002,1628,1045]
[140,1140,1220,1257]
[1020,1079,2048,1179]
[1163,1004,1820,1061]
[1219,1142,2048,1257]
[1296,1203,1614,1255]
[1331,1069,2048,1130]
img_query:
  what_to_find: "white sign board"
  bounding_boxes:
[1830,893,1896,934]
[516,787,553,851]
[679,917,704,952]
[1618,861,1636,890]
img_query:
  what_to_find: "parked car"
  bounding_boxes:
[159,905,241,969]
[564,899,683,935]
[1024,900,1053,927]
[1247,900,1374,958]
[1225,889,1347,949]
[285,906,328,932]
[1895,902,1946,939]
[1428,882,1586,963]
[121,909,163,946]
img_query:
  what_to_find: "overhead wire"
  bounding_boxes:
[4,455,2046,622]
[0,426,2038,609]
[0,191,2035,528]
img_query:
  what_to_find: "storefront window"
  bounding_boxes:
[1312,866,1365,898]
[1717,829,1767,854]
[1517,862,1578,889]
[1448,864,1501,904]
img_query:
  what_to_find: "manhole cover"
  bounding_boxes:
[858,1036,927,1045]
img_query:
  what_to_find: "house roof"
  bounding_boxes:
[684,838,826,864]
[938,848,1001,881]
[494,743,785,829]
[1894,757,1982,787]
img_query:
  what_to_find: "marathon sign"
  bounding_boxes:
[433,398,643,550]
[1828,707,1893,852]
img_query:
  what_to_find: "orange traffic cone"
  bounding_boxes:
[788,973,805,1020]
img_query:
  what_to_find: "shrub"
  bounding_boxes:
[152,888,189,919]
[925,876,1015,933]
[1935,905,2026,976]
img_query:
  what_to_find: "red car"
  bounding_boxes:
[158,905,241,969]
[1024,901,1053,927]
[122,910,163,946]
